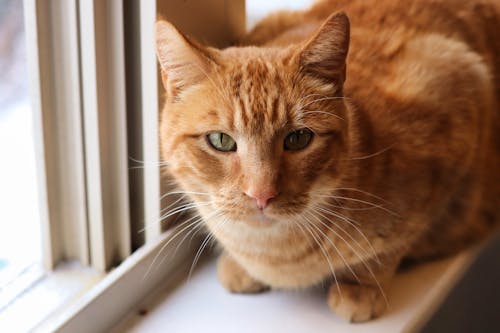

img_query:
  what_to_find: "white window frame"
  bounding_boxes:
[78,0,132,271]
[2,0,245,332]
[25,0,89,270]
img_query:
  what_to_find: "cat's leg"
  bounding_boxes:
[327,257,400,322]
[217,253,270,294]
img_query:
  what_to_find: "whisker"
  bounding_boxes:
[309,207,374,262]
[128,156,169,169]
[169,215,206,258]
[300,110,345,121]
[142,220,204,281]
[333,187,392,205]
[143,210,222,281]
[310,208,388,307]
[315,194,400,217]
[129,165,169,171]
[159,213,221,269]
[158,202,212,222]
[322,200,378,212]
[159,195,188,215]
[305,211,361,284]
[188,217,228,280]
[159,198,198,215]
[298,96,349,109]
[159,190,210,203]
[296,93,330,103]
[157,219,205,268]
[313,203,361,226]
[140,201,212,234]
[345,144,395,161]
[300,217,342,300]
[315,206,381,264]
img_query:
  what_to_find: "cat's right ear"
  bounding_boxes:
[155,20,215,100]
[298,12,350,93]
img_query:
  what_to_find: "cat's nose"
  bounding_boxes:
[244,189,278,209]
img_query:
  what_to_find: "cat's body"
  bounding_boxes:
[155,0,500,321]
[244,0,500,260]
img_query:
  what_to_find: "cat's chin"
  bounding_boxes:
[241,210,278,227]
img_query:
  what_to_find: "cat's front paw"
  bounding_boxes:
[327,282,387,322]
[217,253,270,294]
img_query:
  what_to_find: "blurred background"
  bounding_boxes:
[0,0,41,303]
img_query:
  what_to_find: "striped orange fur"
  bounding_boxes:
[155,0,500,321]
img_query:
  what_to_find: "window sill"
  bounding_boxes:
[0,261,102,332]
[27,228,198,333]
[111,248,478,333]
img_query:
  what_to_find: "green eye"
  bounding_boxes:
[284,129,313,151]
[207,132,237,152]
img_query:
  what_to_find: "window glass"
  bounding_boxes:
[0,0,42,298]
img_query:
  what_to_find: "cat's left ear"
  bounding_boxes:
[155,20,217,100]
[298,12,350,92]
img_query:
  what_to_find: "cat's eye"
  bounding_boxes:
[284,129,313,151]
[207,132,237,152]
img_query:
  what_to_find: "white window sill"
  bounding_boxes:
[111,248,477,333]
[0,261,102,332]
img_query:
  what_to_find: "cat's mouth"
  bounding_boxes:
[244,210,276,226]
[236,203,307,227]
[215,205,283,226]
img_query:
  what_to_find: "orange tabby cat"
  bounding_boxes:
[155,0,500,322]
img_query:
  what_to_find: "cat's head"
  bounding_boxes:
[155,13,355,227]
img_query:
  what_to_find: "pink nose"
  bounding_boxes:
[245,189,278,209]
